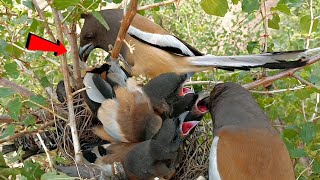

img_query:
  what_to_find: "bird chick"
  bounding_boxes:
[94,78,162,143]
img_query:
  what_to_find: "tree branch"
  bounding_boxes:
[243,54,320,90]
[32,0,55,42]
[51,7,82,163]
[0,78,34,97]
[138,0,177,11]
[111,0,138,59]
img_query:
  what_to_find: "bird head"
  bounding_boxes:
[79,10,123,62]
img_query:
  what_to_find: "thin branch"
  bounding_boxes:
[260,0,268,77]
[0,120,55,144]
[32,0,55,41]
[243,54,320,90]
[305,0,314,49]
[111,0,138,59]
[311,93,319,121]
[250,85,305,94]
[292,74,320,92]
[184,81,223,85]
[51,7,82,163]
[58,11,83,88]
[138,0,177,11]
[36,133,54,169]
[0,78,34,97]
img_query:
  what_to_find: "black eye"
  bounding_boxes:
[85,32,94,40]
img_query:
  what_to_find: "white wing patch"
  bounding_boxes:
[128,26,195,56]
[98,99,128,142]
[209,136,221,180]
[84,73,106,103]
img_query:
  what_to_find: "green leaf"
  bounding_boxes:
[242,0,259,13]
[92,11,110,31]
[30,95,47,106]
[4,62,20,79]
[40,76,52,88]
[283,128,298,139]
[247,41,258,53]
[41,171,75,180]
[268,13,280,30]
[23,115,36,127]
[313,160,320,174]
[289,148,307,158]
[53,0,79,10]
[300,123,316,144]
[200,0,229,17]
[6,98,22,121]
[300,15,319,34]
[232,0,239,4]
[21,161,44,180]
[6,43,23,58]
[0,152,8,167]
[0,88,15,98]
[0,124,16,139]
[22,0,34,9]
[0,39,8,56]
[113,0,123,3]
[271,0,290,15]
[3,0,13,6]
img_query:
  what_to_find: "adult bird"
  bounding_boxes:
[79,9,315,77]
[208,82,294,180]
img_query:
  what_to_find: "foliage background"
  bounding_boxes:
[0,0,319,179]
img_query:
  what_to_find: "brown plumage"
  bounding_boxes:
[95,78,162,143]
[79,9,310,78]
[208,82,294,180]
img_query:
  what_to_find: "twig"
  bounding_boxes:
[243,54,320,90]
[111,0,138,59]
[250,85,305,94]
[0,78,34,97]
[27,101,68,121]
[51,7,82,163]
[138,0,177,11]
[184,81,222,85]
[36,133,54,169]
[72,87,88,96]
[58,11,83,88]
[260,0,268,77]
[292,74,320,92]
[296,159,314,180]
[0,120,55,144]
[32,0,55,41]
[311,93,319,122]
[305,0,314,49]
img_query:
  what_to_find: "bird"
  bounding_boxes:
[59,112,200,180]
[207,82,294,180]
[141,72,197,117]
[79,9,314,77]
[94,77,163,143]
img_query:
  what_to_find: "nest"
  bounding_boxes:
[12,89,213,179]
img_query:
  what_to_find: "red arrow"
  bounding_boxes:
[25,33,67,56]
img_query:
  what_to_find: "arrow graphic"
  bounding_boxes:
[25,33,67,56]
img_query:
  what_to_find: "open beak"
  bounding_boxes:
[79,43,95,62]
[191,91,210,115]
[179,87,194,97]
[178,111,199,137]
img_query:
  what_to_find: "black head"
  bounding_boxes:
[79,9,124,62]
[209,82,271,131]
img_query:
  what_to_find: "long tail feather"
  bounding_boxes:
[189,48,320,70]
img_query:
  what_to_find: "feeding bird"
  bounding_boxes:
[207,82,294,180]
[58,112,199,179]
[79,9,314,77]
